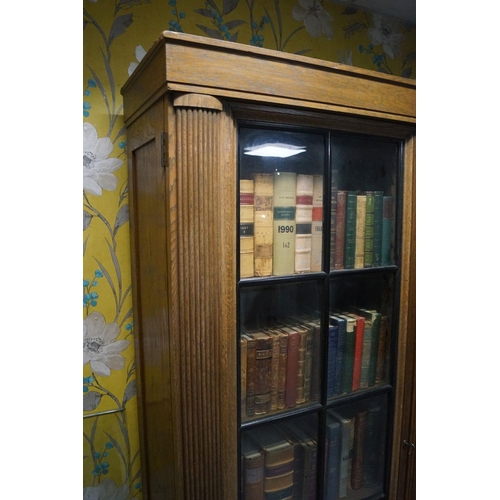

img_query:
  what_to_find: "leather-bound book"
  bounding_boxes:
[310,174,323,272]
[295,174,313,274]
[254,173,274,276]
[364,191,375,268]
[240,179,255,278]
[248,331,273,416]
[241,434,265,500]
[354,194,367,269]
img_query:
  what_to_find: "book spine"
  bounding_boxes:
[241,336,247,417]
[285,330,300,407]
[269,332,280,410]
[295,327,308,404]
[326,325,338,399]
[372,191,384,267]
[332,319,346,396]
[351,409,368,490]
[277,333,288,410]
[273,172,297,276]
[254,337,273,415]
[245,335,257,417]
[354,194,366,269]
[343,192,357,269]
[352,316,365,391]
[295,174,313,274]
[254,173,274,276]
[311,174,323,272]
[368,313,381,387]
[362,403,384,488]
[330,189,338,269]
[240,179,255,278]
[359,322,372,389]
[381,195,394,266]
[264,485,294,500]
[364,191,375,268]
[309,321,321,402]
[375,315,389,384]
[325,421,341,499]
[303,325,313,402]
[341,318,356,394]
[337,417,352,498]
[244,452,265,500]
[334,190,347,270]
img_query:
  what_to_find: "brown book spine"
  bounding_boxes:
[252,334,273,415]
[268,332,280,411]
[308,320,321,402]
[334,190,347,270]
[245,334,257,417]
[375,315,389,384]
[277,332,288,410]
[241,336,247,417]
[330,188,338,269]
[284,328,300,408]
[303,324,314,402]
[242,440,265,500]
[351,409,368,489]
[295,326,308,404]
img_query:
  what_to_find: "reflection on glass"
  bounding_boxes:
[326,394,388,500]
[241,415,318,500]
[240,282,322,422]
[239,127,325,279]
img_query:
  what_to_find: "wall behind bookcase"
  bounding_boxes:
[82,1,415,498]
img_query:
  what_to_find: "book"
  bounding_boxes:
[343,313,365,392]
[279,325,300,408]
[302,321,314,403]
[343,192,357,269]
[295,174,313,274]
[325,417,341,499]
[310,174,323,272]
[351,407,368,490]
[338,314,356,395]
[381,195,394,266]
[358,319,372,389]
[241,335,248,417]
[249,331,274,415]
[267,329,288,410]
[329,410,355,499]
[330,188,338,269]
[372,191,384,267]
[326,322,339,399]
[355,309,382,387]
[240,179,255,278]
[241,434,265,500]
[268,329,280,411]
[254,173,274,276]
[364,191,375,268]
[354,194,367,269]
[362,400,385,488]
[290,323,309,404]
[334,190,347,270]
[329,315,347,396]
[375,315,389,384]
[244,333,257,417]
[250,426,295,500]
[304,318,321,403]
[273,172,296,276]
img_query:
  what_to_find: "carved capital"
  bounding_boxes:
[173,92,223,111]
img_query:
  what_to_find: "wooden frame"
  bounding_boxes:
[122,31,415,500]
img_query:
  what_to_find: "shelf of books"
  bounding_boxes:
[238,125,400,500]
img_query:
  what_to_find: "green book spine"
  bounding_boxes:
[343,192,357,269]
[381,196,394,266]
[372,191,384,267]
[363,191,375,268]
[367,312,381,386]
[272,172,297,276]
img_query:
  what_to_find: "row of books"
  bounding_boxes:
[325,400,386,499]
[328,308,389,399]
[241,318,321,419]
[239,173,324,279]
[330,190,394,270]
[241,399,386,500]
[241,421,318,500]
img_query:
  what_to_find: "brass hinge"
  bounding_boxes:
[161,131,166,168]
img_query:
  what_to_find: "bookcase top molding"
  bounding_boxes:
[121,31,416,126]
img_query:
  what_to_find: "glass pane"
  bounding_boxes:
[240,281,323,422]
[241,414,319,500]
[330,135,399,271]
[327,273,394,402]
[325,394,388,500]
[239,127,326,279]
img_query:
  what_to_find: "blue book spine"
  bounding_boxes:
[331,317,347,395]
[327,325,338,398]
[325,420,341,499]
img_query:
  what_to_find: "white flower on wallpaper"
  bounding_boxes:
[292,0,334,40]
[83,123,123,196]
[83,312,130,376]
[127,45,147,76]
[83,479,129,500]
[367,14,405,59]
[338,49,353,65]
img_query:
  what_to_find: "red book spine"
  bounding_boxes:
[352,317,365,391]
[285,330,300,408]
[334,190,347,270]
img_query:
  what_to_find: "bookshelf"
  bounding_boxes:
[121,32,415,500]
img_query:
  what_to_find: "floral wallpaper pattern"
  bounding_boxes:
[83,1,415,498]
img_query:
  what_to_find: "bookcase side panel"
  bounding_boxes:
[127,99,180,499]
[172,94,238,499]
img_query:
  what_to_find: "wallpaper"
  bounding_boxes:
[82,1,415,498]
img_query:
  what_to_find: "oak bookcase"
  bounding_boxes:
[121,31,415,500]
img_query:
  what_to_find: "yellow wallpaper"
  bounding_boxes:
[82,1,415,497]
